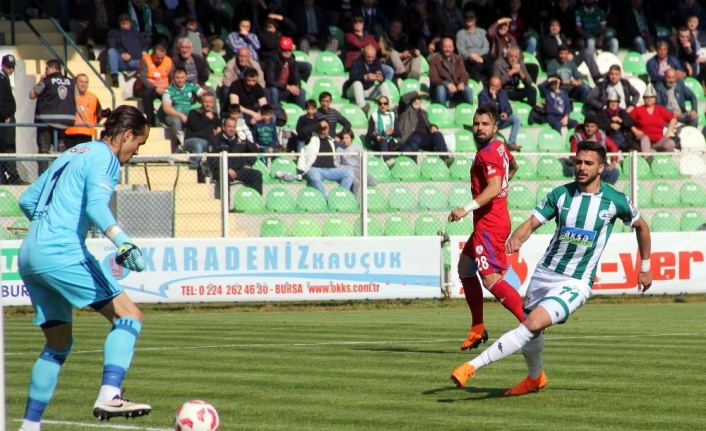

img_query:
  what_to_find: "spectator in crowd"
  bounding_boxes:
[264,36,305,108]
[139,44,173,127]
[234,0,271,34]
[125,0,153,38]
[184,92,220,156]
[229,68,268,125]
[567,112,620,184]
[0,55,26,184]
[397,91,448,157]
[253,104,279,153]
[257,15,313,82]
[676,0,706,29]
[465,0,497,30]
[353,0,389,37]
[543,76,578,133]
[595,89,640,151]
[575,0,618,55]
[367,95,401,162]
[647,40,687,83]
[407,0,442,56]
[429,38,473,106]
[487,17,517,61]
[172,38,211,87]
[677,26,706,82]
[227,19,261,60]
[478,76,522,151]
[655,68,699,127]
[228,105,254,142]
[318,92,351,139]
[222,47,265,103]
[64,74,103,149]
[379,19,422,80]
[337,127,377,196]
[493,46,537,106]
[456,10,493,85]
[344,14,389,78]
[107,14,149,88]
[163,67,207,150]
[540,18,601,82]
[173,16,212,58]
[174,0,228,44]
[296,99,320,150]
[437,0,465,39]
[292,0,338,54]
[586,64,640,113]
[207,117,263,194]
[548,0,576,47]
[630,83,677,153]
[546,44,590,102]
[80,0,117,59]
[618,0,656,54]
[504,0,537,54]
[347,45,391,112]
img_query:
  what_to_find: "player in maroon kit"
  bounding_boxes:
[448,104,525,351]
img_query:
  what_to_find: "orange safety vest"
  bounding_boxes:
[65,91,99,137]
[141,53,173,90]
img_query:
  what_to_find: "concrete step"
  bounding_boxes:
[175,198,221,214]
[173,213,246,238]
[0,20,62,33]
[14,44,88,61]
[120,165,200,186]
[139,139,172,155]
[175,183,217,201]
[6,32,77,45]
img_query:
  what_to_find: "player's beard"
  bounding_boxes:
[474,132,493,149]
[575,169,600,186]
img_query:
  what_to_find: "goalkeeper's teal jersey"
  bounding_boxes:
[18,142,120,274]
[531,182,640,287]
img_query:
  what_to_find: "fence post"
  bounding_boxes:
[220,151,229,238]
[630,151,638,209]
[360,151,368,236]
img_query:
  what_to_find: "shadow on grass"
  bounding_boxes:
[423,385,588,402]
[352,347,455,355]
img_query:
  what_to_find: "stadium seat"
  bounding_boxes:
[596,51,621,75]
[684,77,706,101]
[627,76,647,101]
[399,78,421,96]
[297,187,329,213]
[266,187,300,213]
[427,104,455,128]
[681,211,706,231]
[651,182,680,208]
[679,127,706,152]
[384,215,415,236]
[250,160,277,184]
[315,51,346,76]
[536,155,566,180]
[680,182,706,207]
[292,216,323,237]
[340,104,368,129]
[512,155,538,180]
[206,51,226,76]
[329,26,344,50]
[366,187,392,212]
[220,2,234,19]
[454,103,475,127]
[622,51,647,76]
[418,184,449,210]
[570,102,585,123]
[623,154,654,179]
[234,187,272,213]
[354,216,384,236]
[154,23,172,45]
[510,212,527,230]
[260,217,290,237]
[655,25,671,37]
[419,56,429,76]
[512,102,532,126]
[415,214,443,236]
[535,183,555,204]
[385,79,400,104]
[0,189,23,217]
[537,129,565,152]
[420,156,451,181]
[270,157,300,181]
[449,156,472,180]
[454,129,475,152]
[205,78,219,91]
[514,132,538,152]
[623,183,654,208]
[323,216,354,237]
[508,183,535,210]
[293,50,313,65]
[447,184,472,209]
[283,103,305,129]
[367,157,397,183]
[312,77,345,102]
[446,216,473,236]
[327,187,360,212]
[390,156,423,181]
[651,155,684,179]
[605,26,616,38]
[300,79,312,100]
[388,184,421,211]
[651,211,680,232]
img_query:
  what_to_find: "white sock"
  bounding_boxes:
[21,419,40,431]
[521,331,545,379]
[470,324,534,371]
[98,385,121,403]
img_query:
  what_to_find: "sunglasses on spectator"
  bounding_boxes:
[465,15,476,20]
[378,101,389,106]
[353,19,364,23]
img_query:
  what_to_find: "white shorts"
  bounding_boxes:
[524,266,593,325]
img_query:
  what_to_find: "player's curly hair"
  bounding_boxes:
[576,140,607,164]
[474,104,499,125]
[101,105,149,141]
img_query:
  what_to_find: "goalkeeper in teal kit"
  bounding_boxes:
[17,106,152,431]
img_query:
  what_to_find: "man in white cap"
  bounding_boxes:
[629,83,677,153]
[0,54,27,184]
[595,88,639,151]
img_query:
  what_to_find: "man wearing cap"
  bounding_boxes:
[630,83,677,153]
[0,55,27,184]
[595,88,639,151]
[264,37,306,109]
[655,68,699,127]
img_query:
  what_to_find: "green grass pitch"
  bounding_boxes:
[5,300,706,431]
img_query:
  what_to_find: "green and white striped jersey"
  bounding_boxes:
[532,182,640,287]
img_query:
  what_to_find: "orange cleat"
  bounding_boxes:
[460,324,488,351]
[504,371,547,396]
[450,362,476,387]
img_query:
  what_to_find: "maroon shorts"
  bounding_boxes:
[461,230,509,277]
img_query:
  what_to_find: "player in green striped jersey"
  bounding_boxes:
[451,140,653,395]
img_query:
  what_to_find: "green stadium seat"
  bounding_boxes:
[297,187,329,213]
[300,79,312,99]
[234,187,272,213]
[535,220,556,235]
[512,155,538,180]
[329,26,344,51]
[323,216,354,237]
[315,51,346,76]
[399,78,421,96]
[446,216,473,236]
[681,211,706,231]
[523,52,540,70]
[388,184,421,211]
[270,157,301,182]
[622,51,647,76]
[510,212,527,230]
[420,55,429,76]
[384,215,415,236]
[468,80,482,102]
[0,189,23,217]
[293,50,313,65]
[205,78,219,91]
[283,103,305,129]
[327,187,359,212]
[206,51,226,77]
[537,129,565,152]
[514,132,538,152]
[651,182,680,208]
[266,187,300,213]
[508,183,535,210]
[512,102,532,126]
[605,26,616,38]
[154,23,172,45]
[385,79,400,104]
[250,160,277,184]
[449,156,472,180]
[354,216,384,236]
[366,187,392,212]
[260,217,290,237]
[220,2,234,19]
[418,184,449,210]
[427,104,455,128]
[622,154,655,179]
[415,214,443,236]
[651,155,685,179]
[420,156,451,181]
[340,104,368,129]
[390,156,423,181]
[312,77,345,102]
[292,216,323,237]
[623,183,654,208]
[535,183,555,204]
[454,103,475,127]
[536,155,566,180]
[651,211,680,232]
[570,101,585,123]
[454,129,475,152]
[448,184,472,209]
[684,77,705,101]
[680,182,706,207]
[367,157,397,183]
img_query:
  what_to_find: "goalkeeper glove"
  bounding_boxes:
[115,242,146,272]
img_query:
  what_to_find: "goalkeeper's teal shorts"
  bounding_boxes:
[21,257,123,326]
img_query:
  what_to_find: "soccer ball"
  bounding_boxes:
[174,400,220,431]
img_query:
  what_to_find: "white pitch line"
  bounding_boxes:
[5,332,704,357]
[12,419,171,431]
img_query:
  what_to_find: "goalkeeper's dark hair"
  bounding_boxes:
[101,105,149,140]
[474,104,499,125]
[576,140,607,164]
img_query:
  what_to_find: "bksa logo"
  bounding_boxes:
[102,254,129,280]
